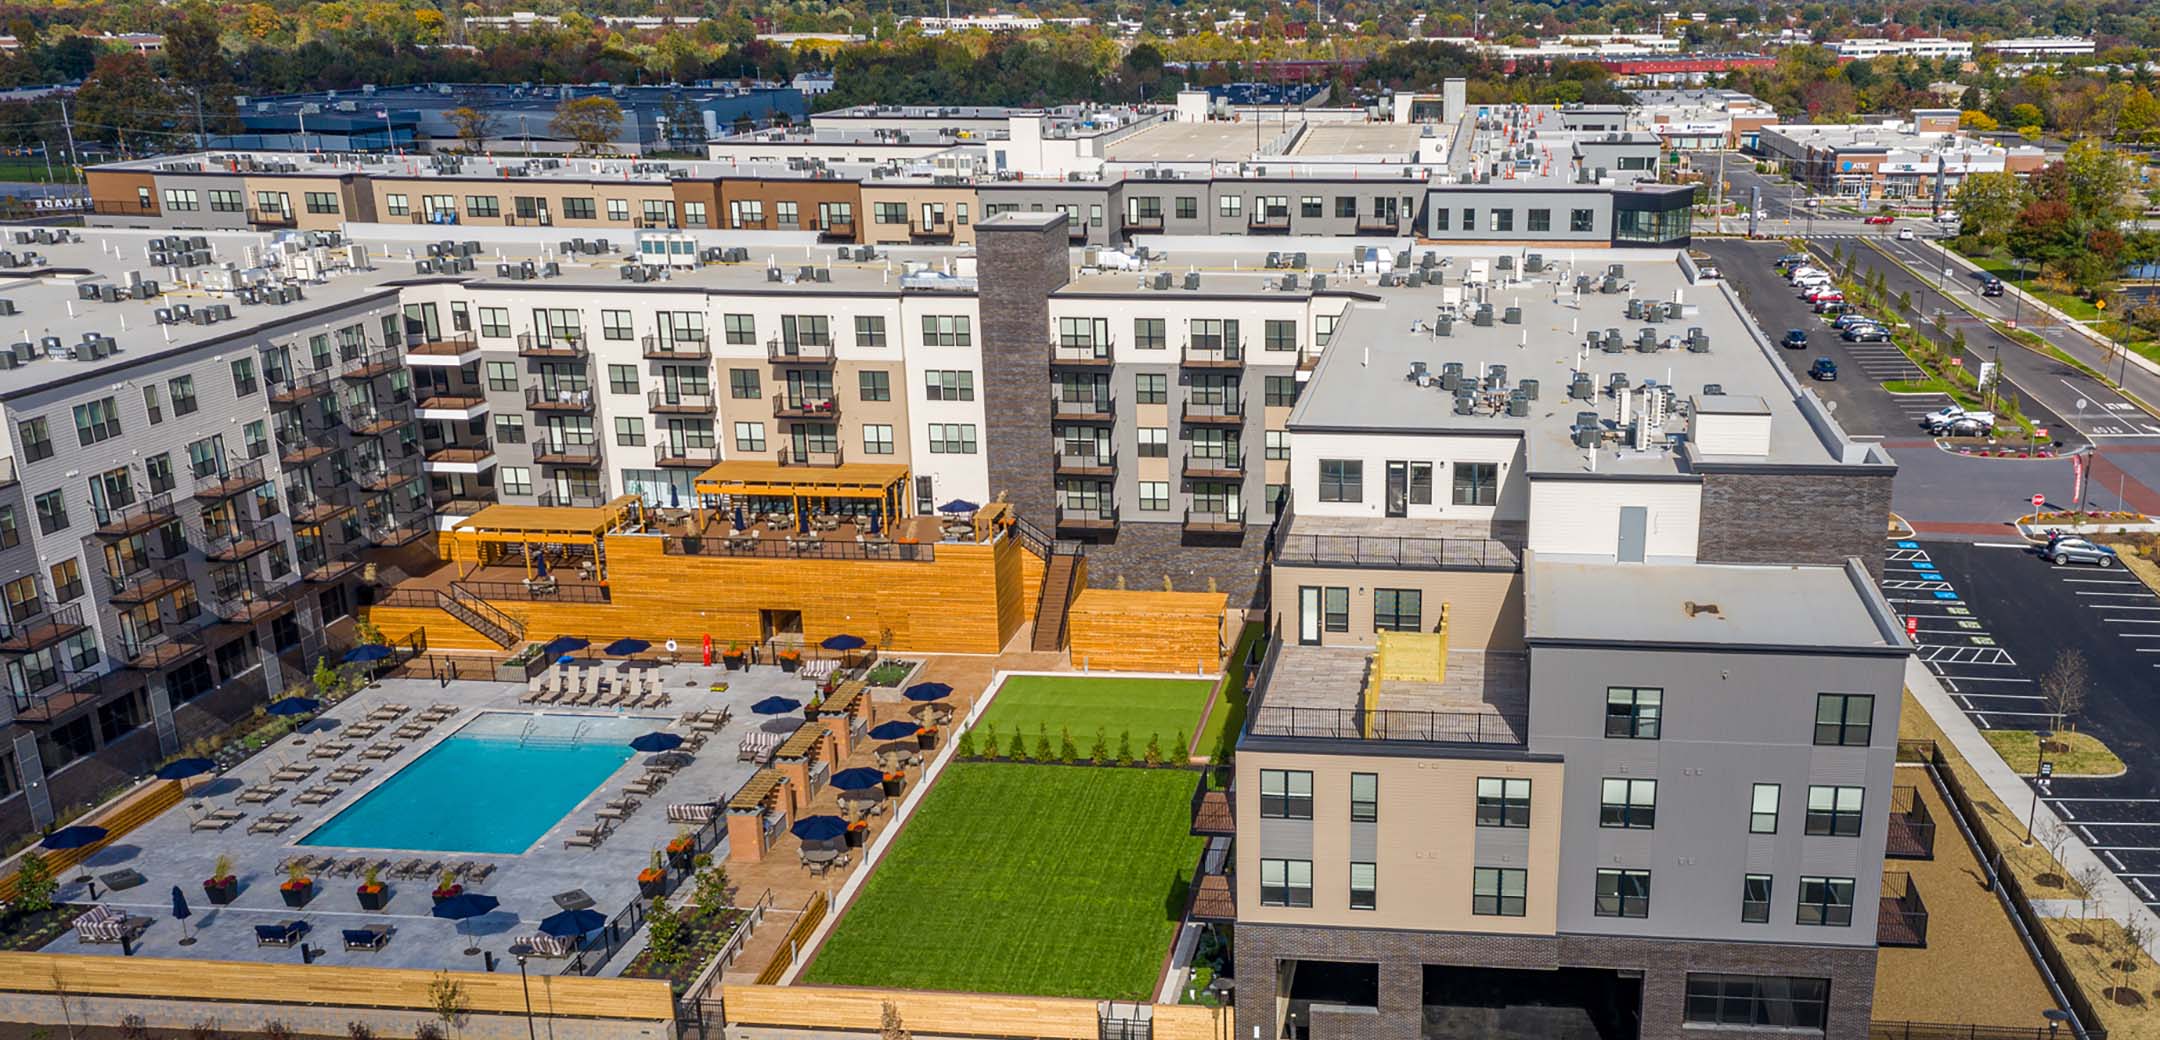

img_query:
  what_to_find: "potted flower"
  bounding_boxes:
[280,862,314,908]
[722,644,746,671]
[846,819,868,848]
[917,724,938,751]
[882,771,904,797]
[637,850,668,899]
[777,649,802,674]
[431,868,463,904]
[356,863,389,911]
[802,695,822,720]
[203,854,240,905]
[666,830,697,871]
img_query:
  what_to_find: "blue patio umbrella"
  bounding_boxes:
[669,482,681,510]
[557,655,577,665]
[868,511,881,535]
[155,757,217,781]
[732,506,747,531]
[750,696,802,715]
[902,682,953,702]
[820,634,866,651]
[790,815,849,843]
[604,638,651,657]
[343,644,393,664]
[868,720,920,741]
[628,732,683,753]
[431,892,501,955]
[535,554,550,579]
[39,825,107,850]
[540,636,588,657]
[798,510,811,535]
[537,908,605,939]
[830,767,885,791]
[938,499,980,514]
[266,696,320,716]
[171,884,197,946]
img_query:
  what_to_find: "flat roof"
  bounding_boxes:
[453,497,641,539]
[1526,558,1904,651]
[1290,123,1424,157]
[690,459,909,496]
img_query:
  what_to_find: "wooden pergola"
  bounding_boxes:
[445,496,642,579]
[689,460,911,532]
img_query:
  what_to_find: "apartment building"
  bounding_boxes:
[0,227,428,837]
[1206,247,1908,1040]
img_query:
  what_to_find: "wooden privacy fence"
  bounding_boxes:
[0,779,182,902]
[0,952,675,1022]
[721,984,1230,1040]
[753,890,828,985]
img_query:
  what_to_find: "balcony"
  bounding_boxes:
[201,519,278,562]
[349,402,412,438]
[93,493,177,539]
[767,339,837,364]
[207,578,298,624]
[516,332,587,360]
[526,385,595,413]
[192,459,271,501]
[1272,533,1521,572]
[1357,213,1402,233]
[424,439,496,474]
[416,394,489,421]
[279,432,333,466]
[356,458,422,493]
[11,670,117,726]
[249,207,296,228]
[291,487,355,525]
[1181,398,1246,425]
[1181,341,1244,368]
[533,441,603,466]
[818,219,857,242]
[1183,507,1246,534]
[538,488,610,508]
[107,559,190,606]
[267,371,333,406]
[1182,452,1244,479]
[367,514,433,547]
[773,395,841,420]
[298,547,363,585]
[1049,340,1113,367]
[1247,703,1527,744]
[649,389,718,415]
[1051,394,1115,422]
[1124,212,1165,231]
[1189,864,1235,923]
[1055,504,1118,532]
[642,333,711,361]
[110,621,205,671]
[0,601,89,654]
[1191,774,1234,837]
[406,333,482,367]
[1886,786,1938,860]
[1067,222,1089,241]
[778,445,845,468]
[341,346,402,381]
[1054,446,1116,477]
[909,217,955,240]
[1249,209,1292,231]
[654,444,723,468]
[1878,872,1929,947]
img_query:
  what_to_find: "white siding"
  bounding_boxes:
[1524,477,1701,561]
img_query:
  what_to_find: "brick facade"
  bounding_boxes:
[1695,469,1895,580]
[1236,922,1876,1040]
[976,213,1071,526]
[1074,521,1268,606]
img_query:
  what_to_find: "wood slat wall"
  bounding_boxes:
[719,984,1228,1040]
[0,953,676,1021]
[362,604,494,651]
[0,781,181,902]
[1066,589,1229,672]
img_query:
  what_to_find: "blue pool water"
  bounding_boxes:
[300,712,657,854]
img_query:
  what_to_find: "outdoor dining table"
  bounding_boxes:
[803,846,841,864]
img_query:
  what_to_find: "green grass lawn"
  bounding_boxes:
[0,158,64,183]
[1194,623,1262,761]
[1965,255,2106,321]
[803,763,1205,998]
[978,674,1214,754]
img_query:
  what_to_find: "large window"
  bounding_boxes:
[73,397,122,446]
[1594,868,1651,918]
[1805,786,1865,837]
[1349,862,1376,910]
[1684,974,1829,1032]
[920,315,972,347]
[1570,209,1596,233]
[16,417,50,463]
[924,370,974,402]
[1476,777,1530,828]
[1319,460,1362,503]
[1323,587,1349,632]
[1473,868,1527,917]
[1259,769,1313,819]
[1134,373,1167,405]
[1742,875,1773,924]
[1614,198,1693,244]
[1350,773,1378,822]
[1259,859,1312,908]
[1751,784,1781,834]
[1815,694,1874,746]
[927,424,977,454]
[1134,318,1166,350]
[1373,589,1422,632]
[1452,462,1498,506]
[729,369,762,399]
[1796,876,1856,927]
[1604,687,1662,739]
[1600,778,1657,829]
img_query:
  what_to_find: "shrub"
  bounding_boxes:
[187,1021,223,1040]
[415,1025,445,1040]
[13,850,56,913]
[1172,729,1189,765]
[955,727,977,759]
[1116,730,1134,767]
[1057,727,1079,764]
[120,1015,152,1040]
[1005,726,1028,762]
[1143,733,1164,767]
[347,1022,377,1040]
[1034,724,1052,762]
[263,1021,296,1040]
[646,896,685,966]
[979,724,1001,759]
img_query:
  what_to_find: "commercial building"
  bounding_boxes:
[1755,111,2051,200]
[1629,88,1781,150]
[1206,245,1909,1040]
[1828,38,1975,61]
[1981,36,2097,58]
[218,83,808,155]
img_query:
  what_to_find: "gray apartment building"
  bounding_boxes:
[1202,245,1913,1040]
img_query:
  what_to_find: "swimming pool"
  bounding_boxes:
[300,712,658,854]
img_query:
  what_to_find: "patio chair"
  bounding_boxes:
[667,802,717,823]
[191,812,238,832]
[309,742,353,760]
[255,920,309,947]
[342,924,392,951]
[239,785,286,805]
[343,722,383,739]
[271,764,316,781]
[74,905,150,944]
[516,932,576,958]
[394,724,430,741]
[361,743,402,760]
[389,858,423,879]
[562,831,602,849]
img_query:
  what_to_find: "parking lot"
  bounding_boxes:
[1888,539,2160,908]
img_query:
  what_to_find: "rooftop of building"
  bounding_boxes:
[1626,87,1778,112]
[1759,120,2048,159]
[233,81,794,113]
[94,150,917,186]
[1442,104,1666,189]
[1525,557,1906,652]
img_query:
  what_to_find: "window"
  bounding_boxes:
[141,384,162,425]
[1323,587,1349,632]
[1259,769,1313,819]
[1350,773,1378,822]
[49,558,83,602]
[478,307,511,339]
[465,195,500,218]
[1571,209,1596,233]
[1139,481,1169,512]
[241,420,268,458]
[304,191,339,215]
[1432,208,1450,232]
[1751,784,1780,834]
[1805,786,1865,837]
[1604,687,1662,739]
[33,489,67,534]
[1265,431,1290,461]
[1119,428,1160,461]
[1349,862,1376,910]
[494,415,526,444]
[614,417,646,446]
[855,316,888,348]
[717,314,755,346]
[1685,974,1830,1032]
[1264,375,1298,407]
[600,310,633,341]
[73,397,122,446]
[1742,875,1774,924]
[1474,868,1527,917]
[1131,318,1167,351]
[145,454,174,494]
[1452,461,1498,505]
[1176,197,1197,220]
[499,467,531,496]
[169,375,199,416]
[162,188,199,211]
[1262,320,1298,354]
[862,424,894,455]
[774,201,798,227]
[1300,196,1323,218]
[227,357,258,397]
[1815,694,1874,746]
[208,189,242,212]
[1374,589,1422,632]
[1476,777,1531,828]
[1217,195,1242,219]
[4,574,39,621]
[1601,778,1657,829]
[851,370,890,403]
[729,369,762,400]
[1528,208,1552,232]
[16,417,51,463]
[1491,209,1514,232]
[186,437,221,478]
[1319,460,1362,503]
[1461,208,1475,232]
[927,424,977,454]
[607,365,638,395]
[479,361,515,393]
[734,422,767,452]
[563,197,596,220]
[606,198,630,222]
[921,315,972,347]
[924,371,975,402]
[1259,859,1313,908]
[1134,373,1167,404]
[1796,876,1856,927]
[1594,868,1651,918]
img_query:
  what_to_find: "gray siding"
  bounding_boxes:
[1423,187,1614,242]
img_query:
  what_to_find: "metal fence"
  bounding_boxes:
[1246,705,1527,745]
[663,535,936,563]
[564,806,727,977]
[452,579,613,604]
[1272,532,1521,572]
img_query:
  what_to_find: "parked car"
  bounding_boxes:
[1935,211,1962,225]
[1896,227,1916,240]
[1775,252,1811,267]
[1924,408,1996,432]
[2044,535,2118,568]
[1980,275,2006,297]
[1919,406,1965,427]
[1832,314,1878,330]
[1814,299,1852,315]
[1842,324,1891,342]
[1782,329,1810,349]
[1942,415,1995,437]
[1789,268,1829,285]
[1804,198,1822,208]
[1803,287,1845,303]
[1865,214,1897,225]
[1810,356,1839,380]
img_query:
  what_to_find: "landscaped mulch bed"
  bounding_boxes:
[619,908,746,991]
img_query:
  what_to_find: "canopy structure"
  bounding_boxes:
[445,496,642,579]
[690,460,910,533]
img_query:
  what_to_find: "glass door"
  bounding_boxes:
[1298,587,1322,645]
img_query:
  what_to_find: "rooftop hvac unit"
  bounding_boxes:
[496,263,515,278]
[1573,413,1602,448]
[1703,383,1725,396]
[1609,372,1631,394]
[0,299,13,316]
[1183,272,1201,290]
[542,262,561,277]
[133,281,159,300]
[1408,361,1430,385]
[1626,299,1645,321]
[1519,378,1540,401]
[1502,306,1521,325]
[1150,273,1172,290]
[1687,329,1710,353]
[1434,318,1452,337]
[1600,275,1623,294]
[1453,388,1477,415]
[1507,391,1530,417]
[39,336,62,358]
[1485,364,1508,387]
[1420,252,1438,269]
[1264,251,1282,269]
[1291,252,1308,269]
[155,307,176,325]
[1524,254,1544,273]
[417,259,437,274]
[1643,303,1663,324]
[1637,328,1659,352]
[151,252,170,267]
[1440,362,1464,391]
[0,353,17,370]
[765,267,783,282]
[1496,255,1514,271]
[1472,304,1494,327]
[192,308,217,326]
[1311,274,1327,291]
[77,283,102,301]
[172,304,192,320]
[1395,250,1412,268]
[1405,271,1425,288]
[1603,329,1623,352]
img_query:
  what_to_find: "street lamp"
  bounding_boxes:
[2023,728,2055,846]
[2011,257,2027,329]
[508,942,537,1040]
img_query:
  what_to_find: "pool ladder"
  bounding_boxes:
[517,718,595,749]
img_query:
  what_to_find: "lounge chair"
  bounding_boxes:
[342,924,392,951]
[516,932,576,957]
[309,741,353,760]
[562,831,602,849]
[239,785,286,805]
[465,862,496,884]
[255,920,309,947]
[362,742,404,760]
[271,764,316,782]
[390,857,423,878]
[191,812,238,832]
[294,786,340,806]
[74,905,150,944]
[344,722,383,739]
[667,802,717,823]
[394,724,430,741]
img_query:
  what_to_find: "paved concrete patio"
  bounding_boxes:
[43,663,831,973]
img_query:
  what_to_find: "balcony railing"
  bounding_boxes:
[109,618,206,670]
[193,458,271,501]
[1182,398,1246,424]
[649,389,717,414]
[517,332,588,359]
[348,402,413,438]
[767,339,837,364]
[1182,452,1244,479]
[772,395,840,419]
[201,519,278,562]
[1248,704,1529,746]
[654,444,723,468]
[1887,786,1938,860]
[341,346,402,380]
[291,486,355,525]
[249,208,296,227]
[778,446,845,468]
[909,218,954,238]
[267,371,333,406]
[407,333,480,360]
[93,492,177,539]
[533,441,604,466]
[1878,872,1929,947]
[1054,447,1116,477]
[1055,504,1118,531]
[1051,395,1115,421]
[367,514,433,547]
[526,385,595,412]
[206,577,298,624]
[356,457,422,492]
[425,439,496,468]
[1124,212,1165,230]
[538,488,610,508]
[1249,210,1291,229]
[1272,533,1522,572]
[642,333,711,361]
[106,559,190,606]
[451,580,612,605]
[1190,774,1234,836]
[1182,341,1245,367]
[1049,340,1113,367]
[1356,213,1402,232]
[664,535,937,563]
[10,670,116,725]
[0,601,89,654]
[1183,507,1246,533]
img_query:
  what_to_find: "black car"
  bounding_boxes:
[1781,329,1809,349]
[1809,356,1839,381]
[1980,275,2006,297]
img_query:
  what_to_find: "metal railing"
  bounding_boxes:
[267,370,332,405]
[778,446,844,468]
[642,333,712,361]
[1871,1024,2106,1040]
[1273,533,1522,572]
[655,444,723,468]
[649,389,717,413]
[452,579,612,604]
[766,338,836,363]
[1183,507,1245,530]
[539,488,610,508]
[1182,340,1245,366]
[664,535,936,563]
[516,332,587,358]
[1051,394,1115,419]
[533,441,603,465]
[1182,398,1246,422]
[0,601,87,653]
[526,385,595,411]
[1879,870,1929,947]
[562,805,728,977]
[1055,447,1117,474]
[1182,452,1243,477]
[93,492,177,539]
[192,458,270,500]
[1050,340,1113,365]
[1247,704,1528,746]
[772,395,840,419]
[1056,504,1118,528]
[1888,785,1938,859]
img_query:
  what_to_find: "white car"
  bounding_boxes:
[1925,408,1996,432]
[1896,228,1916,241]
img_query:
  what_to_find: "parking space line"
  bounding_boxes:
[1935,675,2031,682]
[2063,578,2145,585]
[2077,591,2155,597]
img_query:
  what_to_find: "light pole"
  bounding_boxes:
[2011,256,2026,328]
[508,942,537,1040]
[2023,728,2054,846]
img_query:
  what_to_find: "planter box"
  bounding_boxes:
[2016,521,2160,538]
[722,655,746,672]
[778,656,801,674]
[881,777,904,797]
[431,886,463,905]
[280,884,314,908]
[666,848,695,871]
[357,886,389,911]
[638,876,666,899]
[845,827,866,848]
[494,655,548,683]
[202,879,239,905]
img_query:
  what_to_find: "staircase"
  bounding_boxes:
[1030,544,1085,653]
[440,584,523,649]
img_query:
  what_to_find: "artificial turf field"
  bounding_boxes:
[975,674,1216,753]
[801,762,1205,999]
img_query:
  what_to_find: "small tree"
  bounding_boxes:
[690,857,729,924]
[1115,730,1134,767]
[1057,727,1079,764]
[1005,726,1028,762]
[261,1022,294,1040]
[2114,917,2151,1004]
[312,656,342,700]
[979,724,1001,759]
[2041,649,2089,733]
[645,897,685,967]
[1089,727,1110,764]
[1033,724,1052,762]
[14,850,57,913]
[1173,729,1189,765]
[879,1001,913,1040]
[346,1022,376,1040]
[446,106,495,153]
[1143,733,1164,767]
[955,726,976,759]
[551,96,623,156]
[426,973,470,1039]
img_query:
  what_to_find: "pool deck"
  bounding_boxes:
[42,666,815,973]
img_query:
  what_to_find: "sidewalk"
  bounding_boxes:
[1931,244,2160,405]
